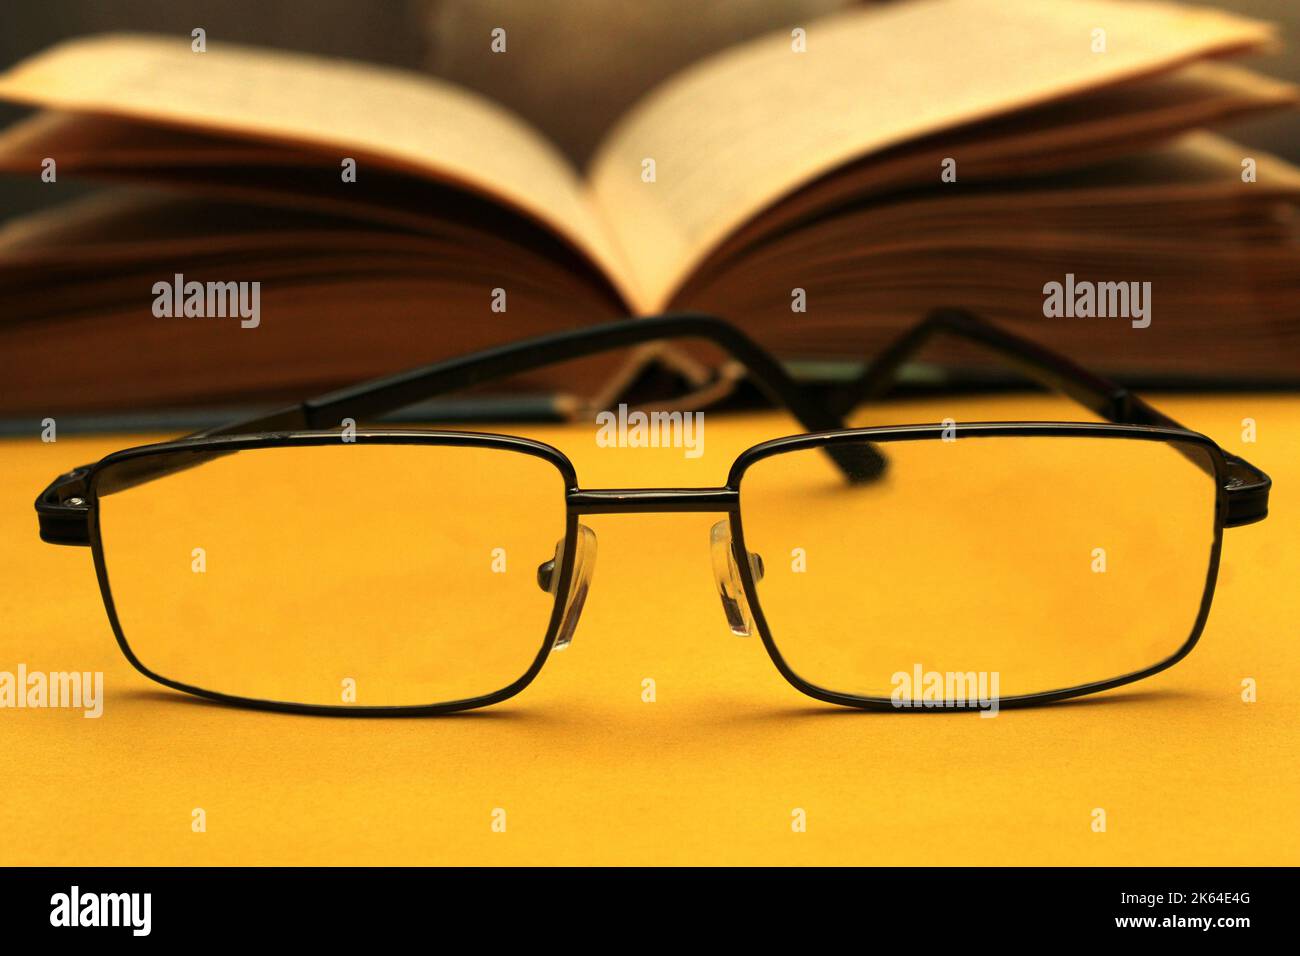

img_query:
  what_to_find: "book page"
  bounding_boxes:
[670,132,1300,378]
[0,34,642,307]
[675,61,1296,297]
[587,0,1277,310]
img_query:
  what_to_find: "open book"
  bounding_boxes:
[0,0,1297,416]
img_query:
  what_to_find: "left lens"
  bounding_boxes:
[736,432,1220,703]
[94,440,569,708]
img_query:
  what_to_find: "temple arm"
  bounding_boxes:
[202,313,885,462]
[35,308,1271,544]
[35,313,886,544]
[833,307,1270,527]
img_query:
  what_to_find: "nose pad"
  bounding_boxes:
[536,524,597,650]
[710,519,763,637]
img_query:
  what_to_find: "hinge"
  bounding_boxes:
[35,465,92,546]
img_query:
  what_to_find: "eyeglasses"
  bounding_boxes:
[36,309,1270,715]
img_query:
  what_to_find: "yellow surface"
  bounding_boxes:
[1,394,1296,865]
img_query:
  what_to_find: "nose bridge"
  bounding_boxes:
[567,487,738,514]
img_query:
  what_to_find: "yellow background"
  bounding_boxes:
[1,394,1296,865]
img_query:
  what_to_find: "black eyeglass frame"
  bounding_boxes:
[35,308,1271,715]
[729,422,1229,711]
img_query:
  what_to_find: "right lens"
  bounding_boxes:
[93,440,570,708]
[737,432,1219,703]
